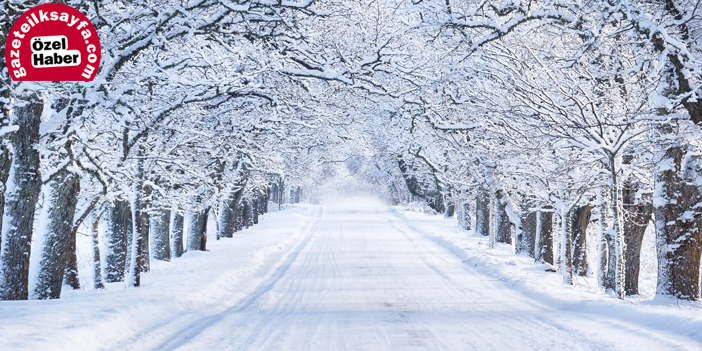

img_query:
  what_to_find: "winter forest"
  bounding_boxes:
[1,0,702,350]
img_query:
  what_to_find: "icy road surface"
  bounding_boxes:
[1,198,700,351]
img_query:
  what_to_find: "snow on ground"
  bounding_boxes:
[396,206,702,344]
[1,198,701,351]
[0,205,320,351]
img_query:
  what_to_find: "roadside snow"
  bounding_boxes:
[0,205,320,351]
[393,206,702,344]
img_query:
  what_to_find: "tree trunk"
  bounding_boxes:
[291,187,302,204]
[609,158,627,299]
[559,208,574,285]
[128,153,145,287]
[237,202,245,231]
[270,182,278,204]
[257,193,265,215]
[458,202,472,231]
[495,191,511,244]
[489,194,496,249]
[139,185,151,273]
[279,181,283,210]
[654,146,702,300]
[34,170,81,299]
[654,1,702,301]
[253,196,259,225]
[219,194,235,238]
[92,216,105,290]
[171,209,184,258]
[604,222,617,292]
[444,201,455,218]
[64,227,80,290]
[187,208,209,251]
[597,186,610,289]
[0,142,12,250]
[104,199,131,282]
[475,187,490,237]
[521,211,537,258]
[623,179,653,296]
[536,211,554,265]
[151,208,171,261]
[243,199,254,228]
[0,94,43,300]
[0,0,30,254]
[263,189,269,213]
[219,187,243,238]
[571,205,592,277]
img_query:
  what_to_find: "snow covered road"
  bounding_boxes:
[140,201,701,351]
[1,199,700,351]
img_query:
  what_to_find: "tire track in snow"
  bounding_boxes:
[145,207,325,351]
[235,208,332,351]
[136,203,700,351]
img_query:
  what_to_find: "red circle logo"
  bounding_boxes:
[4,3,101,81]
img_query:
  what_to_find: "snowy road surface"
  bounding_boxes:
[143,201,700,351]
[1,199,701,350]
